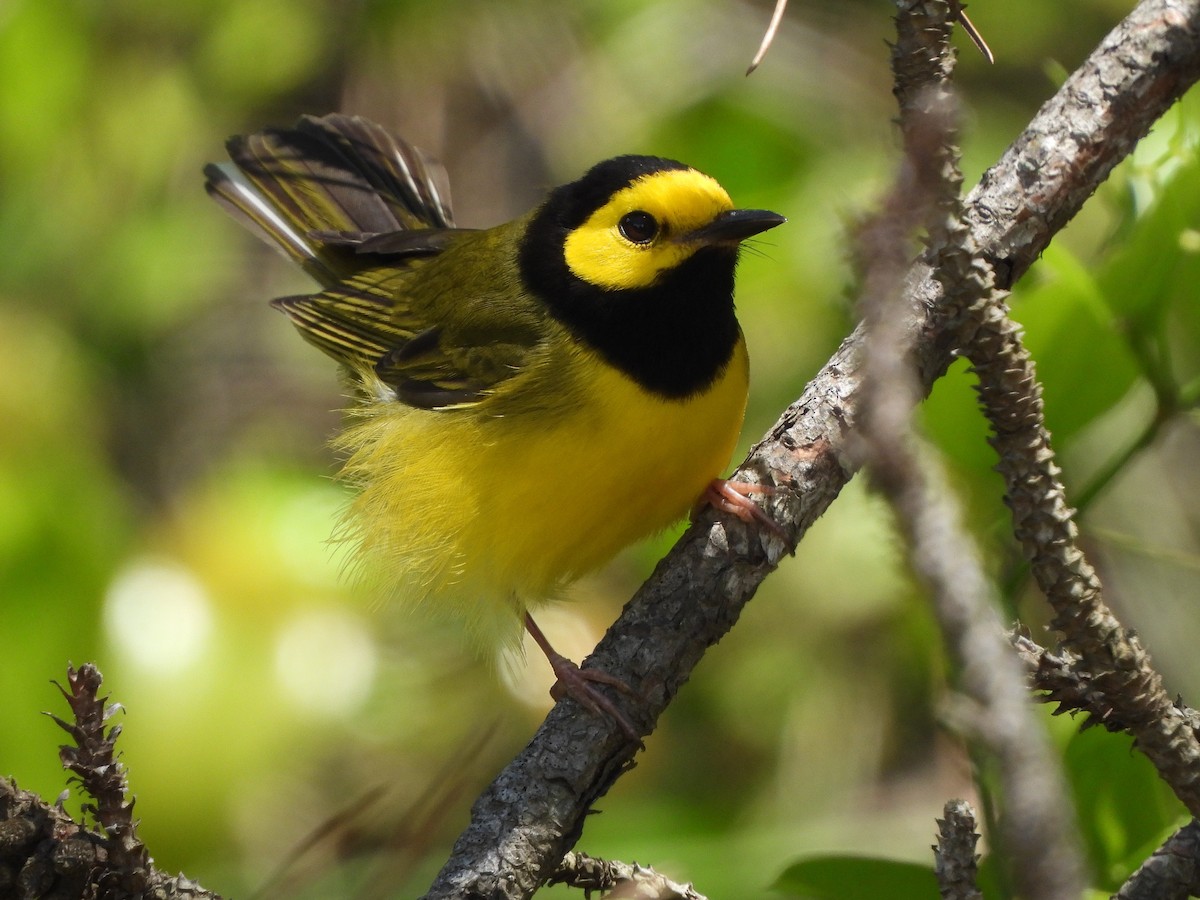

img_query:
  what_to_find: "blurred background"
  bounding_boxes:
[2,0,1198,896]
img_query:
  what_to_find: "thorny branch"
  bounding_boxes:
[1013,634,1200,898]
[546,852,708,900]
[1013,633,1200,737]
[854,4,1084,898]
[934,800,983,900]
[957,283,1200,816]
[50,665,148,885]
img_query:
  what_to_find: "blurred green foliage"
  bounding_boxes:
[773,856,941,899]
[1,0,1198,897]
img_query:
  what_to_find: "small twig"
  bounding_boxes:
[746,0,788,75]
[934,800,984,900]
[951,4,995,64]
[546,851,708,899]
[50,663,149,886]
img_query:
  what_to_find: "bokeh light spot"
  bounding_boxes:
[104,558,214,674]
[272,608,377,718]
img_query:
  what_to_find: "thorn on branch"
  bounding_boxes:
[1012,632,1200,740]
[951,4,995,64]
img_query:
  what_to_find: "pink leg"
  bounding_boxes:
[699,478,789,541]
[524,613,641,743]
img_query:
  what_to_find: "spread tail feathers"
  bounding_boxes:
[204,114,455,285]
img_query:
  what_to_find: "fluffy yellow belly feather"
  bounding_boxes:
[335,338,750,649]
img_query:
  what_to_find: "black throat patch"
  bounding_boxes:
[517,156,742,399]
[518,218,741,400]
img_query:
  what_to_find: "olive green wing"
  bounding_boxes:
[273,263,544,411]
[204,113,457,285]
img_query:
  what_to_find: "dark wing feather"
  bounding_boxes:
[272,264,537,411]
[309,227,468,260]
[204,113,456,285]
[270,266,426,366]
[296,115,454,230]
[208,114,539,411]
[271,292,395,365]
[376,329,489,409]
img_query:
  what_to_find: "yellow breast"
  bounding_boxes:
[335,337,750,649]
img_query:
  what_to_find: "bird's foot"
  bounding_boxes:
[547,655,642,744]
[698,478,789,542]
[524,614,642,744]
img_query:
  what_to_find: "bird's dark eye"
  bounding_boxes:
[618,210,659,244]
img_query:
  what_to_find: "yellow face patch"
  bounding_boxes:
[562,168,734,291]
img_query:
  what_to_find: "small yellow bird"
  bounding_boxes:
[205,114,784,737]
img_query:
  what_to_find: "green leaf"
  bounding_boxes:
[1100,155,1200,328]
[772,856,939,899]
[1098,151,1200,391]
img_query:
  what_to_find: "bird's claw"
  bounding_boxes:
[698,478,790,543]
[547,655,643,745]
[524,612,643,745]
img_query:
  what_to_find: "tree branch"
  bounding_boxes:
[853,7,1086,897]
[1013,632,1200,737]
[1013,632,1200,896]
[955,281,1200,814]
[423,1,1200,897]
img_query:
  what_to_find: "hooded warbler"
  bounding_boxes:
[205,114,784,738]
